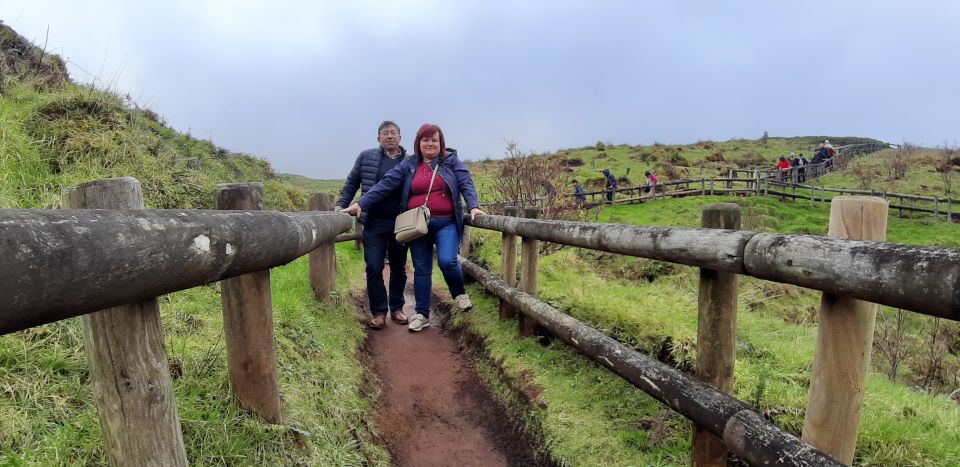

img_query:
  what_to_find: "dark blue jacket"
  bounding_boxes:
[358,148,480,240]
[336,145,409,224]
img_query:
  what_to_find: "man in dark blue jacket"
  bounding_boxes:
[335,121,410,329]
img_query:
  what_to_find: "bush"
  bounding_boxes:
[560,157,584,167]
[669,154,689,166]
[595,141,606,152]
[704,150,726,162]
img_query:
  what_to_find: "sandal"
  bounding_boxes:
[391,310,409,324]
[368,315,386,330]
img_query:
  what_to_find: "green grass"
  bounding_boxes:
[0,247,388,466]
[279,173,344,197]
[461,195,960,466]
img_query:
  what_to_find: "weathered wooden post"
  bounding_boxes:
[948,198,953,222]
[499,206,520,320]
[214,183,282,424]
[308,193,337,302]
[692,203,740,467]
[460,225,471,258]
[63,177,188,467]
[354,218,364,250]
[801,196,888,464]
[519,206,541,336]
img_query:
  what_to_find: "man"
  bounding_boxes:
[602,169,617,202]
[335,121,410,329]
[572,179,586,205]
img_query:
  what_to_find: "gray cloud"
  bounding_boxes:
[5,0,959,178]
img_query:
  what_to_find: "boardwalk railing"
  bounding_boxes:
[0,177,355,466]
[464,197,959,466]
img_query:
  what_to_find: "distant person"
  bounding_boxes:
[796,153,808,182]
[824,140,836,158]
[603,168,618,202]
[342,124,486,332]
[335,121,410,330]
[644,170,658,196]
[774,156,791,179]
[812,144,828,165]
[572,179,586,205]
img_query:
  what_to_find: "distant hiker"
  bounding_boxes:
[644,170,658,196]
[796,153,808,182]
[774,156,792,179]
[603,168,618,202]
[572,179,586,205]
[342,124,486,332]
[812,144,828,165]
[824,139,836,158]
[336,121,411,330]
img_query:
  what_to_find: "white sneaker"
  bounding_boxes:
[408,313,430,332]
[455,294,473,312]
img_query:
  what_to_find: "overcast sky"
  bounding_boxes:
[4,1,959,178]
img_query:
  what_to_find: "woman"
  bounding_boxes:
[342,124,485,332]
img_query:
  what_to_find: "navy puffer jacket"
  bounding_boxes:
[357,149,480,241]
[336,145,409,224]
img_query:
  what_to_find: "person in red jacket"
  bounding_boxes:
[774,156,792,180]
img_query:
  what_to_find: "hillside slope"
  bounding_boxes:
[0,21,306,210]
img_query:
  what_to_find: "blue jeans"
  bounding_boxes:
[362,217,409,317]
[408,217,465,317]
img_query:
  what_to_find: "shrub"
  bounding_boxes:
[560,157,584,167]
[704,150,726,162]
[669,154,689,166]
[595,141,606,152]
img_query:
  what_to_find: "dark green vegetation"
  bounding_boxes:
[456,193,960,466]
[279,173,344,197]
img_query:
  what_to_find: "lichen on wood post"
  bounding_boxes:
[801,196,888,464]
[308,193,337,302]
[63,177,188,467]
[214,182,282,424]
[500,206,519,320]
[692,203,740,467]
[519,206,541,336]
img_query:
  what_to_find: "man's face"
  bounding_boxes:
[378,126,400,152]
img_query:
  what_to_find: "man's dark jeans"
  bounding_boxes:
[362,217,408,317]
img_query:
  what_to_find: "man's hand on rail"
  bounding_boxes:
[340,203,362,216]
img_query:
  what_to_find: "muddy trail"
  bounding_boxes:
[360,265,552,467]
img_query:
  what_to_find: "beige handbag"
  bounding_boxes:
[394,160,441,243]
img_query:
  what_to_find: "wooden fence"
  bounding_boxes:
[0,177,355,466]
[5,173,958,465]
[565,143,959,223]
[464,196,960,466]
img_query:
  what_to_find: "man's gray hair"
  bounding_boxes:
[378,120,400,134]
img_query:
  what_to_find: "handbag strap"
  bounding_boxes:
[420,159,442,208]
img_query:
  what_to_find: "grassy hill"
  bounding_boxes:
[279,173,343,197]
[467,136,886,196]
[0,23,308,211]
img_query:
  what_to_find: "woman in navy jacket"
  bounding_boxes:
[342,124,485,332]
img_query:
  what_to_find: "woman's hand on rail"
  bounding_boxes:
[338,203,362,216]
[469,207,486,221]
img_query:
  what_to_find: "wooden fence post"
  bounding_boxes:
[308,193,337,302]
[354,218,363,250]
[214,183,282,423]
[691,204,740,467]
[519,206,541,336]
[499,206,520,320]
[460,225,471,258]
[63,177,188,467]
[801,196,888,464]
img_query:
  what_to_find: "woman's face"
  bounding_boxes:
[420,133,441,160]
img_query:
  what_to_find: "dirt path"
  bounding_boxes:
[364,265,549,467]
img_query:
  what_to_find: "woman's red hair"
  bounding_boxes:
[413,123,446,159]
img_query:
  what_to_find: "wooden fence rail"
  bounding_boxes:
[0,177,354,466]
[465,197,959,465]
